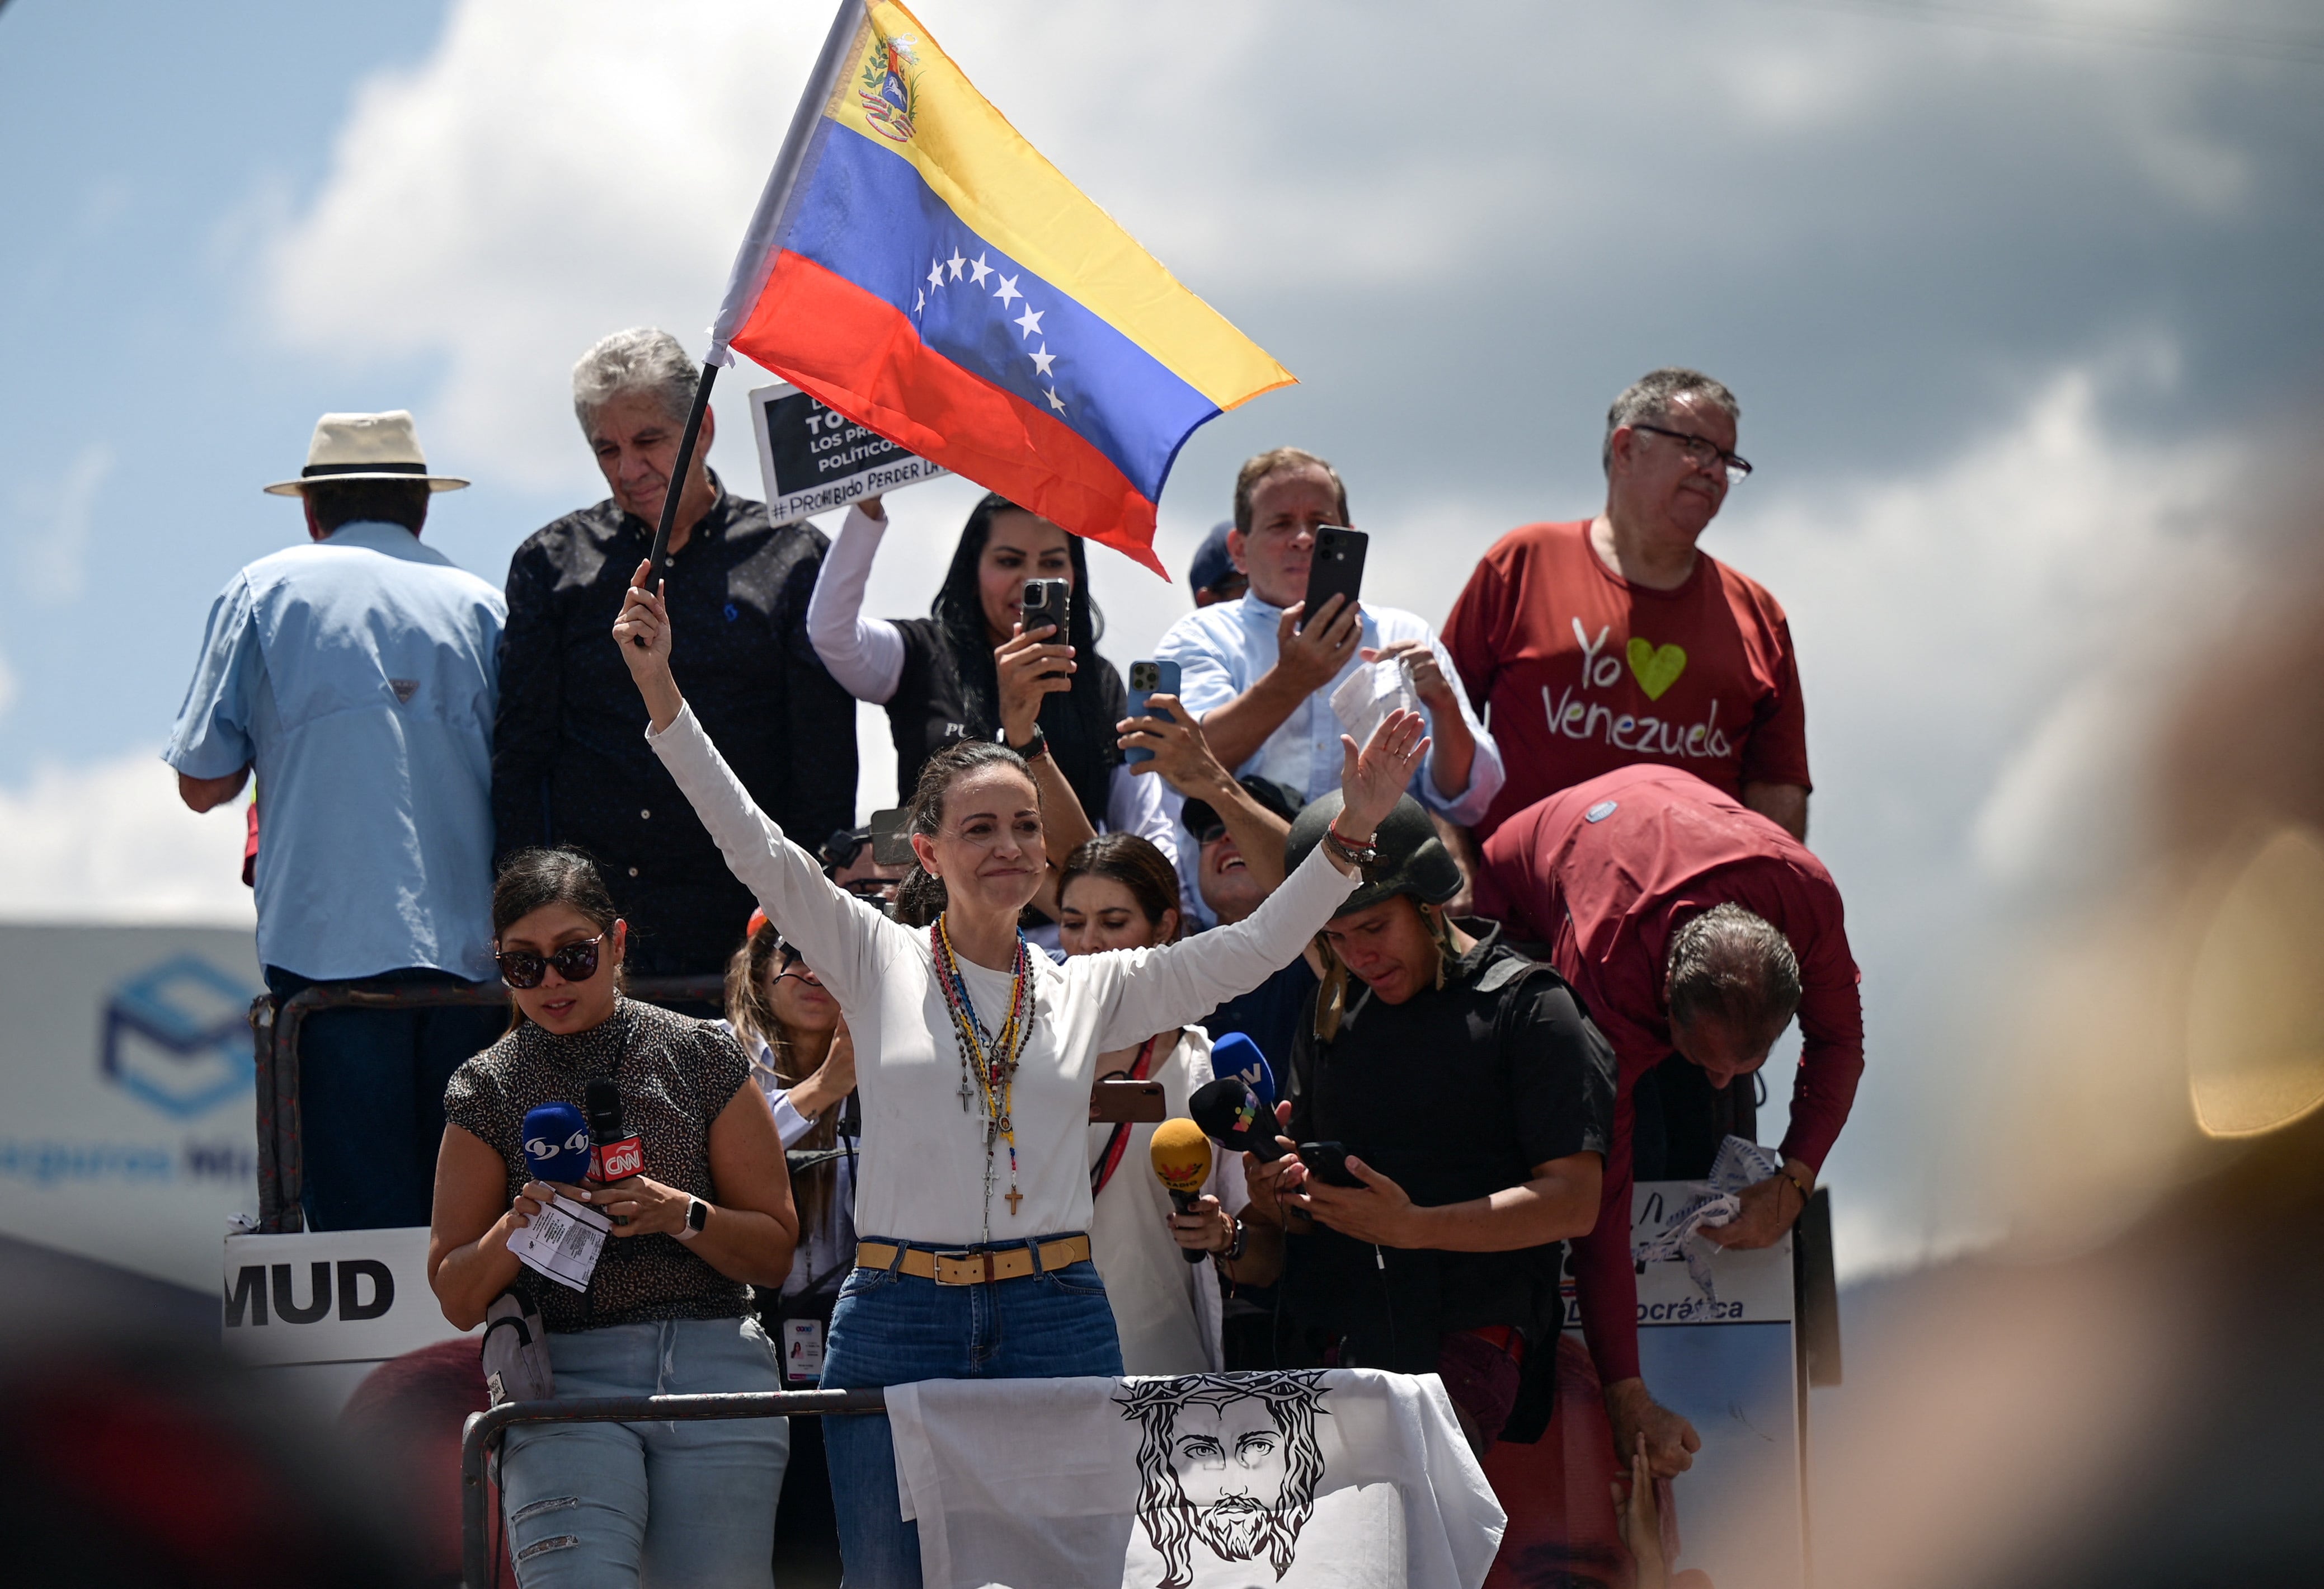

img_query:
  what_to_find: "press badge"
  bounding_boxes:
[509,1193,610,1291]
[783,1318,825,1383]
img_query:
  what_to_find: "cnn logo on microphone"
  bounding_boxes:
[592,1137,644,1181]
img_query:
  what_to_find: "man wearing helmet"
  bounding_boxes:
[1239,792,1616,1458]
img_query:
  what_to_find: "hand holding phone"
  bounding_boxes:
[1124,660,1181,765]
[1296,1140,1364,1189]
[1297,527,1367,633]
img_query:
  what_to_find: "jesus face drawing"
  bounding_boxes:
[1119,1373,1330,1589]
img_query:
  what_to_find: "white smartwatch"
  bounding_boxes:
[676,1196,709,1243]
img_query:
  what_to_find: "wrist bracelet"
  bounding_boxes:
[1321,820,1380,872]
[1221,1216,1248,1264]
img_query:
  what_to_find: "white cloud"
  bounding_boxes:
[0,754,255,927]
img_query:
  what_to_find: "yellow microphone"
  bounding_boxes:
[1150,1118,1214,1266]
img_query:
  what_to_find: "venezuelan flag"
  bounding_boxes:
[708,1,1293,575]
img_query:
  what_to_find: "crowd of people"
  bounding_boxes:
[164,333,1864,1586]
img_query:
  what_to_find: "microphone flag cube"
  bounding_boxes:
[521,1102,594,1183]
[585,1080,646,1182]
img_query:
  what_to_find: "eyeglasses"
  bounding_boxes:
[1630,422,1753,485]
[1187,819,1229,847]
[496,933,606,989]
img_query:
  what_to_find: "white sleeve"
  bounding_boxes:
[1415,626,1506,827]
[806,506,907,704]
[1105,763,1180,873]
[771,1089,819,1149]
[1081,846,1356,1051]
[646,703,892,1005]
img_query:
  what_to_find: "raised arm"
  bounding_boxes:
[617,563,887,1001]
[1090,711,1428,1046]
[805,501,907,704]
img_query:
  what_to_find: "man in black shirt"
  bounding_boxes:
[493,329,857,975]
[1248,792,1614,1453]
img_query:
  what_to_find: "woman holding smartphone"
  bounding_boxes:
[804,490,1179,933]
[612,558,1425,1583]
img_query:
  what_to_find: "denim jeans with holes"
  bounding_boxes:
[819,1240,1123,1586]
[498,1316,787,1588]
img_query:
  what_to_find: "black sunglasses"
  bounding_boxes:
[496,933,606,990]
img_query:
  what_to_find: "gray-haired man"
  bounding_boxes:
[492,328,858,975]
[1442,368,1812,845]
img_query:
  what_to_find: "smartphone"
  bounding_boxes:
[1125,659,1182,766]
[1020,578,1071,639]
[1297,526,1367,633]
[1090,1077,1166,1123]
[868,808,912,868]
[1296,1139,1363,1188]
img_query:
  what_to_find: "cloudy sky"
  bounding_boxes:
[3,0,2320,1275]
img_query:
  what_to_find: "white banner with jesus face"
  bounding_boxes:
[886,1370,1506,1589]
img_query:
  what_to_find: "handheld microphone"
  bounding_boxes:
[1208,1032,1274,1111]
[584,1079,644,1182]
[1190,1076,1287,1163]
[1149,1118,1215,1265]
[520,1102,592,1184]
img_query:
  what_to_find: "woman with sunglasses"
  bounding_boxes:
[427,848,799,1588]
[614,563,1426,1582]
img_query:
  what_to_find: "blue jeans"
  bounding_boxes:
[500,1317,788,1588]
[820,1237,1122,1587]
[265,965,504,1231]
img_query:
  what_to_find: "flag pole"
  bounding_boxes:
[639,0,867,607]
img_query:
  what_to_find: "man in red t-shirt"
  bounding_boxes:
[1476,763,1864,1479]
[1442,368,1810,843]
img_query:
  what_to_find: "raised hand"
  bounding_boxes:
[1116,693,1225,793]
[611,558,684,731]
[1335,708,1429,840]
[994,619,1074,746]
[1271,593,1362,695]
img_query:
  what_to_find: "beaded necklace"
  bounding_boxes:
[930,914,1036,1237]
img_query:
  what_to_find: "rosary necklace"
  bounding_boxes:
[931,914,1034,1237]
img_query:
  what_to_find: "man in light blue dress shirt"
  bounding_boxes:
[1154,446,1503,826]
[165,411,505,1231]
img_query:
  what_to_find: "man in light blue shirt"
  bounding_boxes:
[165,411,505,1231]
[1154,447,1502,825]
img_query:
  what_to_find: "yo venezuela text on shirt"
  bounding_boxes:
[1441,519,1812,839]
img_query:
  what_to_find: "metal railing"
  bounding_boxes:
[247,975,726,1233]
[460,1388,887,1588]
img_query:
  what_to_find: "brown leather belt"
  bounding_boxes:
[854,1235,1092,1287]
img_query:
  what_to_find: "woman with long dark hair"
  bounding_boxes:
[805,491,1179,923]
[427,847,797,1587]
[613,560,1426,1583]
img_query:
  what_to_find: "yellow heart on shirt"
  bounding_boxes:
[1626,638,1688,701]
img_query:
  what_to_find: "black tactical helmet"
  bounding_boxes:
[1285,791,1462,918]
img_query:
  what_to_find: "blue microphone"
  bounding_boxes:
[521,1102,593,1184]
[1210,1032,1274,1112]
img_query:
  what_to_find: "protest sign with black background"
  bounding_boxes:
[750,381,948,526]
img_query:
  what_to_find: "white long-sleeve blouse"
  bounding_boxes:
[647,703,1354,1246]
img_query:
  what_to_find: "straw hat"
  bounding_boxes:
[263,410,469,496]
